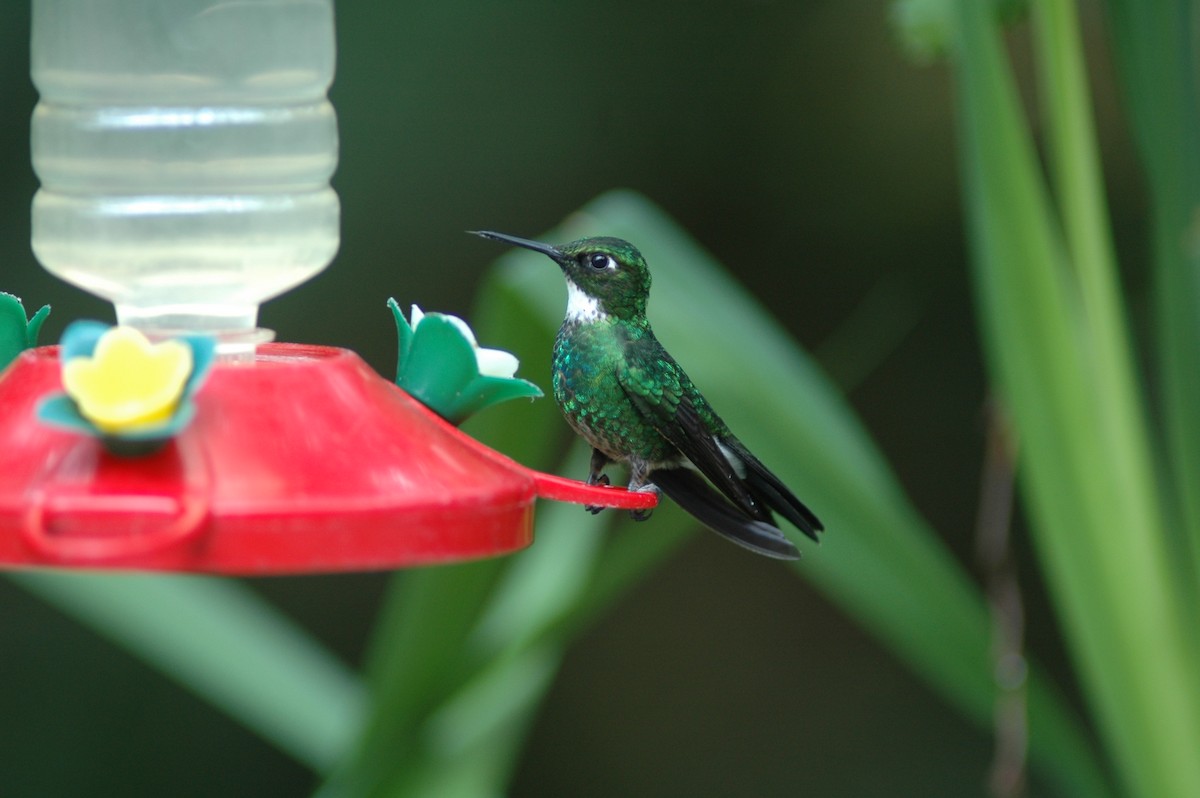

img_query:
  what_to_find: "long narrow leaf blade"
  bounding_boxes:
[949,2,1200,795]
[1103,0,1200,595]
[10,572,365,771]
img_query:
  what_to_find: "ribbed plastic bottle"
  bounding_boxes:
[30,0,339,351]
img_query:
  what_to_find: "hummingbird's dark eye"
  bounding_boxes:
[587,253,616,271]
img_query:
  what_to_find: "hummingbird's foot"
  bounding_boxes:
[584,472,611,514]
[587,472,611,488]
[586,449,611,486]
[627,480,660,522]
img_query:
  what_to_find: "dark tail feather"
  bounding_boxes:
[651,468,800,560]
[727,442,824,542]
[743,467,823,542]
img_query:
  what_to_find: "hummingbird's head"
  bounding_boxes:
[472,231,651,321]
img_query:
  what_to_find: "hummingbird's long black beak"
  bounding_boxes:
[470,230,569,266]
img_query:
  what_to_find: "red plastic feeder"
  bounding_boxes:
[0,344,656,574]
[9,0,656,573]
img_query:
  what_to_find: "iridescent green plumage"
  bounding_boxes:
[554,315,698,466]
[474,230,823,559]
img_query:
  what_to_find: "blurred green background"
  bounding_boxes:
[0,2,1146,795]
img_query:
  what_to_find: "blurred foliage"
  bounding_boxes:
[319,191,1109,798]
[899,0,1200,795]
[1,1,1189,797]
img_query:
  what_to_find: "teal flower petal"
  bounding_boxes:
[26,304,50,348]
[37,393,197,455]
[60,320,110,361]
[390,301,543,424]
[180,334,217,396]
[36,394,96,436]
[398,314,482,416]
[446,374,544,421]
[388,298,415,378]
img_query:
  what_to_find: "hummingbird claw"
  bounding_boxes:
[583,469,610,514]
[626,479,660,521]
[585,470,614,513]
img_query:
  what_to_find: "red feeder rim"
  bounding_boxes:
[0,344,656,574]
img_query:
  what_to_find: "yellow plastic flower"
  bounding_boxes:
[62,327,194,433]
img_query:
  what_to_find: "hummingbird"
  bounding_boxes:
[473,231,823,559]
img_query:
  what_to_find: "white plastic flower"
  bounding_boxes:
[409,304,519,379]
[389,298,542,424]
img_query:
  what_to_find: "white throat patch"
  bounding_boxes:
[565,280,608,323]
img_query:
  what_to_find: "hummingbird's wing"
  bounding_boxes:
[616,347,767,522]
[617,339,823,552]
[723,438,824,541]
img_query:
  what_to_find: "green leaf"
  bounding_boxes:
[1102,0,1200,602]
[319,557,512,797]
[949,2,1200,795]
[891,0,955,61]
[9,572,365,771]
[890,0,1028,63]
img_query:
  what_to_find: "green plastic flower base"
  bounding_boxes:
[0,344,656,574]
